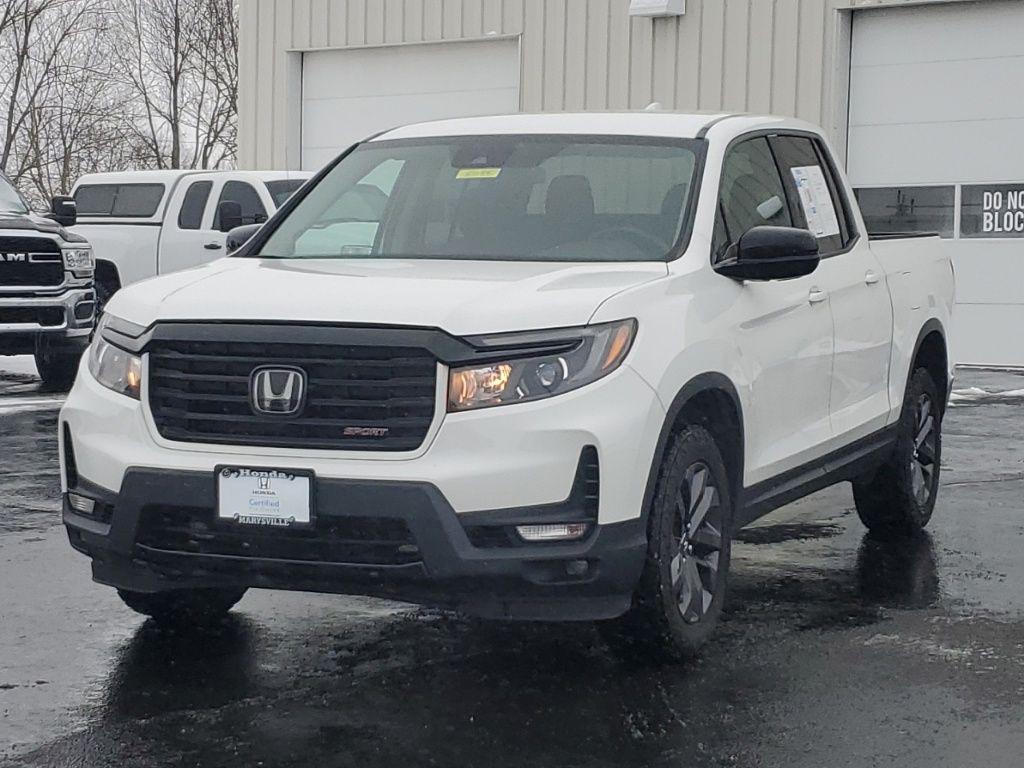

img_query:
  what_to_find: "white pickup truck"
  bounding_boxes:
[69,170,311,308]
[60,112,954,660]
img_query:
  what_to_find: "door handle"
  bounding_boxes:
[808,287,828,304]
[865,270,880,285]
[204,242,223,251]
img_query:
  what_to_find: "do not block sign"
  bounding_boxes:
[961,184,1024,238]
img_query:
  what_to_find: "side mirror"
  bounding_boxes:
[226,224,262,253]
[48,195,77,228]
[217,200,243,233]
[714,225,820,281]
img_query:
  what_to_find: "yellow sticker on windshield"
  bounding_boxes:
[456,167,502,180]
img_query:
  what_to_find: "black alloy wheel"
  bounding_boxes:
[671,461,725,624]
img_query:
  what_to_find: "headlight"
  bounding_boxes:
[88,321,141,399]
[62,245,94,271]
[448,319,637,412]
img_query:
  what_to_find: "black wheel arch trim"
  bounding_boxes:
[640,372,745,526]
[907,317,950,410]
[95,259,122,289]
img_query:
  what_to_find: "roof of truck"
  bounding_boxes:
[373,111,826,143]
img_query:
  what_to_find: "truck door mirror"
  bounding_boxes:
[217,200,243,232]
[48,196,77,228]
[714,225,820,281]
[226,224,262,253]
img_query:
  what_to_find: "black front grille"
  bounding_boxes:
[136,505,420,566]
[147,336,438,451]
[0,239,63,287]
[0,306,64,326]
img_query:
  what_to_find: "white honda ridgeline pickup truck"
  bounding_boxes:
[59,113,954,659]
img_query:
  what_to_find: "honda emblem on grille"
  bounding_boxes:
[250,366,307,416]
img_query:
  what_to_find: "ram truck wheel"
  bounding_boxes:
[601,425,733,662]
[853,367,942,536]
[34,345,82,391]
[117,588,248,625]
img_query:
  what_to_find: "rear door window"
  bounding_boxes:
[769,136,853,255]
[265,179,307,208]
[74,184,166,217]
[177,181,213,230]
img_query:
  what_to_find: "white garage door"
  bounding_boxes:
[848,2,1024,367]
[301,38,520,171]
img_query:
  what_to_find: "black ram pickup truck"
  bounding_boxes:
[0,172,94,388]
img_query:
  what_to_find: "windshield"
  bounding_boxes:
[0,174,28,214]
[256,135,701,262]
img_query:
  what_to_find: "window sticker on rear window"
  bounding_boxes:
[455,168,501,180]
[790,166,840,238]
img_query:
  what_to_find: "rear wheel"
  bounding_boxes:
[601,426,732,662]
[853,367,942,536]
[117,588,248,625]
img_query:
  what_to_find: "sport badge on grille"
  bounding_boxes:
[250,366,307,416]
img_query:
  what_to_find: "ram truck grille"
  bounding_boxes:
[0,238,63,287]
[147,337,438,451]
[0,307,64,326]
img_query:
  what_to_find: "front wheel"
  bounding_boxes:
[601,425,733,662]
[34,344,83,390]
[117,588,248,625]
[853,367,942,536]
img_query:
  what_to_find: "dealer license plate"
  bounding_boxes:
[216,467,313,528]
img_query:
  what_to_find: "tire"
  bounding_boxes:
[34,345,82,391]
[117,588,248,625]
[853,367,942,536]
[601,425,733,662]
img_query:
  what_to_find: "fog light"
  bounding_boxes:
[74,301,95,320]
[67,492,95,515]
[565,559,589,577]
[515,522,589,542]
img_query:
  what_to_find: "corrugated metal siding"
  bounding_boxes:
[238,0,973,170]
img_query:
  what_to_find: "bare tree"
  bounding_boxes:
[22,5,138,199]
[113,0,238,170]
[0,0,239,204]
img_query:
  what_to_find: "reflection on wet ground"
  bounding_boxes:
[1,366,1023,767]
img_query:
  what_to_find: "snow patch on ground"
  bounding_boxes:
[950,386,1024,404]
[0,356,38,378]
[0,397,65,415]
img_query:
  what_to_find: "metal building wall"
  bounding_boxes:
[238,0,967,171]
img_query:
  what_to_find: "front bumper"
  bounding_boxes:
[63,464,647,621]
[0,287,95,353]
[60,358,664,620]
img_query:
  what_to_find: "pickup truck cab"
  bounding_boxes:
[0,172,95,387]
[69,170,311,308]
[59,113,954,659]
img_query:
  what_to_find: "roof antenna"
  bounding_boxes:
[644,102,663,112]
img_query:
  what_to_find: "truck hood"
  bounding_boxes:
[0,211,83,243]
[107,257,668,335]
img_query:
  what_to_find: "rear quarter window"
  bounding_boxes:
[74,184,166,217]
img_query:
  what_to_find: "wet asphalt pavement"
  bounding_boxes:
[1,358,1023,768]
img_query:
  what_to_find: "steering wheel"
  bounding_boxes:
[590,225,670,254]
